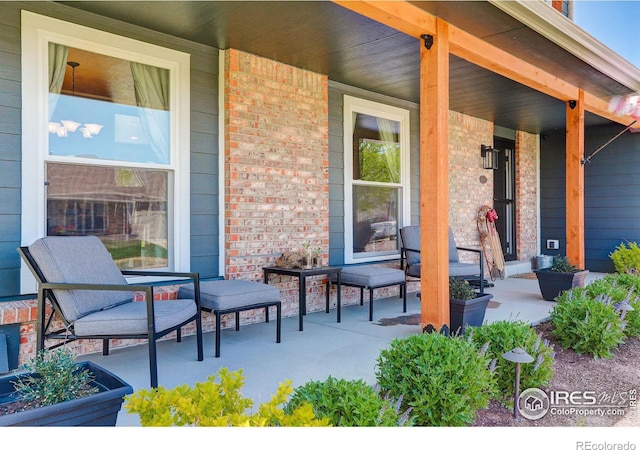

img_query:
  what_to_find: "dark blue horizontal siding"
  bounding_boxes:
[540,124,640,273]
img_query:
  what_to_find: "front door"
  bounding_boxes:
[493,137,516,261]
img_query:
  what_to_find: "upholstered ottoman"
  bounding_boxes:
[327,266,406,321]
[179,280,281,357]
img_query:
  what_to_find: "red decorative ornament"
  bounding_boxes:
[486,209,498,222]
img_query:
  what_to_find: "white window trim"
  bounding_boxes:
[20,11,191,292]
[343,95,411,264]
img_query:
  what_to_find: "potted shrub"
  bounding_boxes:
[449,277,493,334]
[534,256,589,301]
[0,348,132,426]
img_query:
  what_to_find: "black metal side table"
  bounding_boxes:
[263,266,342,331]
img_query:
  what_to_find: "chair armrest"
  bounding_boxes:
[121,271,201,309]
[121,270,199,281]
[456,246,482,255]
[41,282,149,293]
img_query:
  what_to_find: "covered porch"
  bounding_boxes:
[68,271,602,426]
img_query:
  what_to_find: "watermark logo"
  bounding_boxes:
[518,388,636,420]
[518,388,550,420]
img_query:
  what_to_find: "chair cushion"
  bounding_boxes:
[74,299,196,336]
[406,263,421,278]
[27,236,132,322]
[179,280,280,312]
[449,262,481,277]
[400,226,421,266]
[337,266,405,288]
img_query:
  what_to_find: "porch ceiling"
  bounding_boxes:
[57,0,634,134]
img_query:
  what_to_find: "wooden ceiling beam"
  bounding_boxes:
[332,1,436,39]
[333,0,639,130]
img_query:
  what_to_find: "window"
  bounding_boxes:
[21,12,190,291]
[343,96,410,263]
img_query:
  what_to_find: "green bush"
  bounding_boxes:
[550,256,580,273]
[468,320,555,404]
[550,288,626,359]
[125,367,329,426]
[11,348,98,408]
[375,332,495,426]
[591,274,640,337]
[285,376,412,426]
[609,241,640,275]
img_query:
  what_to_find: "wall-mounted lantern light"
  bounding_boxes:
[481,144,499,170]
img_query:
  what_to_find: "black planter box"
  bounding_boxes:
[534,268,589,301]
[0,361,133,426]
[450,293,493,334]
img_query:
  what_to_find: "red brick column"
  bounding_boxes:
[515,131,539,261]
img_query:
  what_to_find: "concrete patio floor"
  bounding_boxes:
[72,272,612,427]
[55,270,636,447]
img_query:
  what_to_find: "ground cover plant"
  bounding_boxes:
[473,319,639,427]
[609,241,640,275]
[124,367,329,426]
[550,288,626,358]
[592,273,640,337]
[467,320,555,405]
[375,332,495,426]
[285,376,412,426]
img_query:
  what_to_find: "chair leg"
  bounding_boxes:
[177,328,182,342]
[235,312,240,331]
[402,283,407,312]
[102,339,109,356]
[325,281,331,313]
[360,288,364,306]
[215,312,221,358]
[369,288,374,321]
[265,306,270,323]
[276,303,281,343]
[148,338,158,388]
[196,312,204,362]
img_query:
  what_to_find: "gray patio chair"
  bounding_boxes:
[399,226,485,294]
[18,235,204,388]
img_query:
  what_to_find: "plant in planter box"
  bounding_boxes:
[449,277,493,334]
[534,256,589,301]
[0,348,132,426]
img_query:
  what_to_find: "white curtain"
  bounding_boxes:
[129,62,170,164]
[376,117,400,184]
[48,43,69,120]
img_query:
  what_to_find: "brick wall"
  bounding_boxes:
[223,49,335,315]
[448,111,494,264]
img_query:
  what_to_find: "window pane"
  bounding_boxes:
[352,185,398,255]
[353,113,400,183]
[46,163,169,269]
[48,45,170,165]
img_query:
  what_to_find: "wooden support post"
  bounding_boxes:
[420,19,450,332]
[566,90,585,268]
